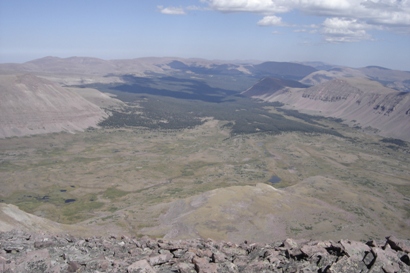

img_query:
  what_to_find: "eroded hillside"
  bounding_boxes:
[0,74,108,138]
[251,77,410,141]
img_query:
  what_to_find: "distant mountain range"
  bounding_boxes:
[0,56,409,140]
[0,56,318,81]
[2,56,409,90]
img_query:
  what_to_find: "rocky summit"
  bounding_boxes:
[0,231,409,273]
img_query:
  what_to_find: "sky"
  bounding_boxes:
[1,0,410,70]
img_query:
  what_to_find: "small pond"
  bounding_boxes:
[268,175,281,184]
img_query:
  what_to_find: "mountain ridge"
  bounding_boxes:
[0,56,317,79]
[249,77,410,141]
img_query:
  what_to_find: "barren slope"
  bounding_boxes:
[0,74,108,138]
[142,176,409,243]
[141,183,360,243]
[0,203,89,235]
[256,78,410,141]
[359,66,410,92]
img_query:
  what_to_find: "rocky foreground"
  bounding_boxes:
[0,231,409,273]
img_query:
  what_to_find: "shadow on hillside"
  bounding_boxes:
[90,75,239,103]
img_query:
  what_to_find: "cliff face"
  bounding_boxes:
[0,230,409,273]
[256,78,410,141]
[0,74,108,138]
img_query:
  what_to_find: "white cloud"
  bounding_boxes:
[202,0,291,13]
[186,5,208,11]
[294,28,309,33]
[361,0,407,12]
[202,0,410,42]
[157,6,186,15]
[322,17,372,42]
[202,0,355,14]
[296,0,355,14]
[258,15,283,26]
[294,24,319,33]
[366,10,410,26]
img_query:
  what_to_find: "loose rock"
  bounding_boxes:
[0,230,409,272]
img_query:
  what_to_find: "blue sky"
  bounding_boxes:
[1,0,410,70]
